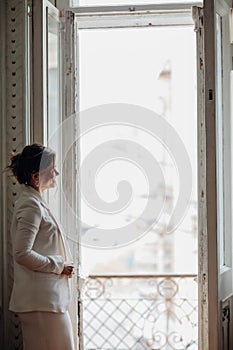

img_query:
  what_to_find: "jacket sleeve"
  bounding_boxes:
[13,198,64,274]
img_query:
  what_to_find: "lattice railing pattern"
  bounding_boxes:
[81,275,198,350]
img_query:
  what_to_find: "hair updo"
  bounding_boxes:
[7,144,56,185]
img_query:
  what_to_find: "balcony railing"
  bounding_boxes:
[80,274,198,350]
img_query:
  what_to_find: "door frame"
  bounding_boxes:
[32,1,231,349]
[31,1,79,347]
[202,0,219,348]
[196,0,233,349]
[72,3,200,350]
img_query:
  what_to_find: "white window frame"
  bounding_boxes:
[72,2,202,29]
[73,3,200,350]
[31,2,232,350]
[31,2,79,347]
[216,0,233,299]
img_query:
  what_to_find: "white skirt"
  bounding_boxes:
[18,311,75,350]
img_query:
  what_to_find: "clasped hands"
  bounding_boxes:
[61,262,75,278]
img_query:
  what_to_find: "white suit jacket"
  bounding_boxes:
[9,185,72,313]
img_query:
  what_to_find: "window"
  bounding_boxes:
[46,6,62,216]
[76,7,198,349]
[79,26,197,274]
[215,1,233,300]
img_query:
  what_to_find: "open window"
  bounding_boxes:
[30,0,233,349]
[73,2,199,350]
[194,0,233,348]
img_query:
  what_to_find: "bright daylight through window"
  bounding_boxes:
[78,21,198,349]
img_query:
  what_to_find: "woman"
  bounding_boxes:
[7,144,75,350]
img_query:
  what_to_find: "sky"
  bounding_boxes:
[78,25,197,274]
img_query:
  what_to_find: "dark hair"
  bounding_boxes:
[7,144,56,185]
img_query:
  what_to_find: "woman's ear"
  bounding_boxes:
[31,172,40,187]
[31,173,39,181]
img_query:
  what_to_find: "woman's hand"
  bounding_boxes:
[61,263,75,278]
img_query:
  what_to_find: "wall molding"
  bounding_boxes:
[1,0,28,348]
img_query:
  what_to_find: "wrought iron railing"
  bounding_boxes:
[80,274,198,350]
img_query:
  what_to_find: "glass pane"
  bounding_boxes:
[216,13,225,267]
[46,10,61,217]
[79,26,197,275]
[216,12,233,269]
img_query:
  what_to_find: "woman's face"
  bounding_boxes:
[39,160,59,191]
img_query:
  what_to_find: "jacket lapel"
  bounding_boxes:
[23,186,72,261]
[41,203,73,262]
